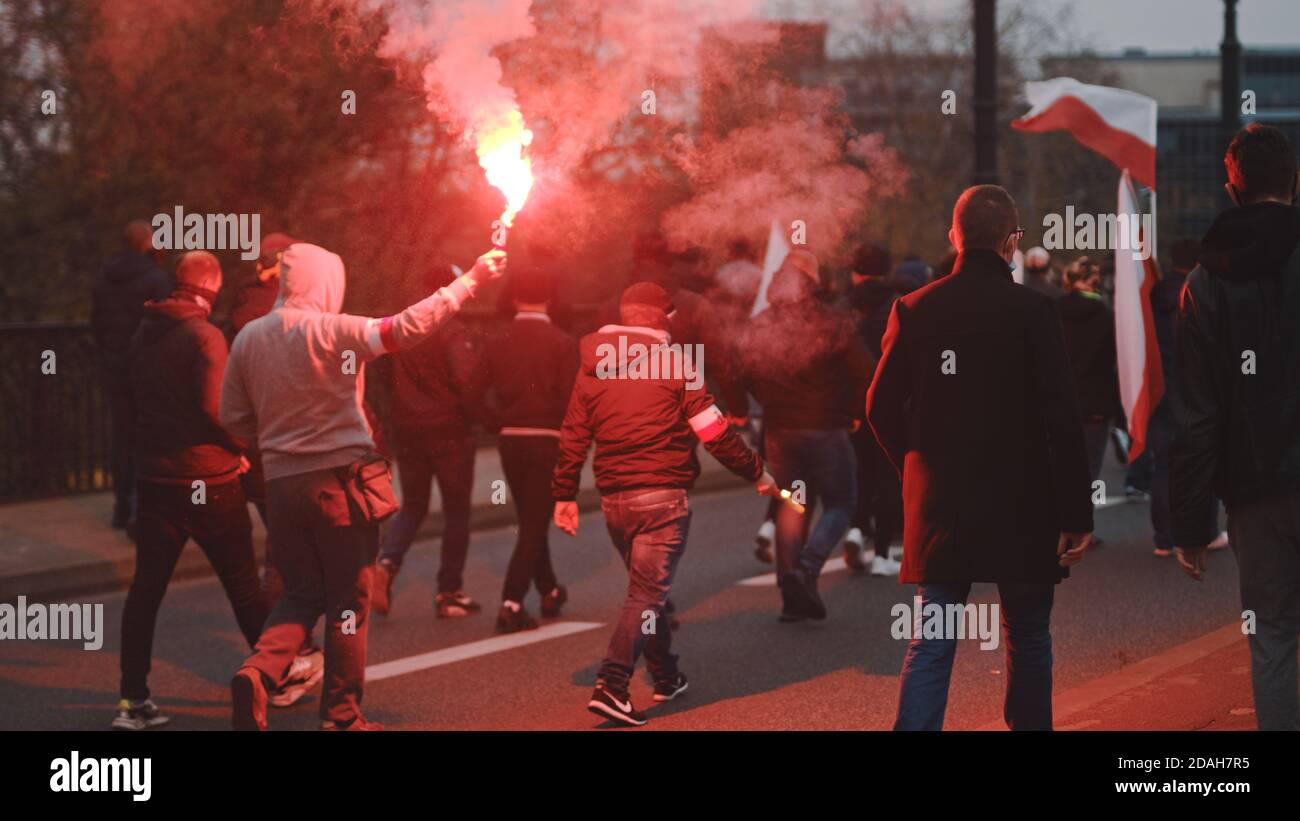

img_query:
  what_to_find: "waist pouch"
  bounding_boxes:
[333,453,399,525]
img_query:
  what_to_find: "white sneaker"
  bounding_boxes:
[871,555,901,577]
[1208,531,1229,551]
[844,527,864,549]
[888,545,904,561]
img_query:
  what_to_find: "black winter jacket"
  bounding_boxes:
[479,313,579,433]
[1056,290,1121,420]
[1171,201,1300,546]
[92,251,173,366]
[129,296,244,484]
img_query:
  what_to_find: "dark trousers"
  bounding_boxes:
[243,467,379,724]
[101,368,137,521]
[380,434,474,594]
[1229,487,1300,730]
[1082,417,1111,483]
[1147,402,1175,550]
[597,488,692,694]
[498,435,560,604]
[121,478,267,700]
[895,581,1055,731]
[764,428,857,588]
[851,425,901,554]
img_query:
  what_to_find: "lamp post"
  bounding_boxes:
[1220,0,1242,148]
[973,0,999,185]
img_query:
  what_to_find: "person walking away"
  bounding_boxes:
[1172,123,1300,730]
[1056,255,1120,549]
[221,243,506,731]
[92,220,173,529]
[867,185,1094,730]
[115,251,270,729]
[553,282,774,726]
[845,242,905,576]
[477,265,577,633]
[372,269,485,621]
[738,250,873,620]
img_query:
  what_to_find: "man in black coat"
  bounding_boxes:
[866,185,1094,731]
[91,220,173,528]
[1171,123,1300,730]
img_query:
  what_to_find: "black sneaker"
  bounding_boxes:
[435,590,481,618]
[652,673,689,702]
[496,603,539,634]
[320,717,385,731]
[587,685,647,727]
[539,585,567,618]
[785,568,826,620]
[111,698,170,730]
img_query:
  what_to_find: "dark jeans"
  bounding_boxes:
[243,467,379,724]
[851,425,901,554]
[380,434,474,594]
[1229,487,1300,730]
[597,488,692,694]
[121,478,267,700]
[499,435,560,604]
[1147,401,1221,550]
[895,581,1055,731]
[101,367,137,521]
[1082,417,1111,483]
[764,428,857,587]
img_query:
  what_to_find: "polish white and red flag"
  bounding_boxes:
[1012,77,1158,189]
[1113,170,1165,460]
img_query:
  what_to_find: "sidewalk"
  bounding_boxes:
[978,624,1260,731]
[0,445,749,603]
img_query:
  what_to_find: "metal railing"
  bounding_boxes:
[0,305,604,502]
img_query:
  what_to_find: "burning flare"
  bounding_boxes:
[478,108,534,228]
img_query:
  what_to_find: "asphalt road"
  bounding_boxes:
[0,487,1243,730]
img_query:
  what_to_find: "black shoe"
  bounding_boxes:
[496,603,539,634]
[779,608,809,623]
[652,673,689,702]
[539,585,567,618]
[587,685,647,726]
[231,668,269,731]
[785,568,826,620]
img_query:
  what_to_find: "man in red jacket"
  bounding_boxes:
[553,282,775,726]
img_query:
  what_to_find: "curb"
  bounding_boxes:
[1,469,750,603]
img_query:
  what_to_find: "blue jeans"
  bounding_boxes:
[895,582,1055,731]
[597,488,692,694]
[764,428,857,586]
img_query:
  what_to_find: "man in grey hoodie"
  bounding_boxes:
[221,242,505,731]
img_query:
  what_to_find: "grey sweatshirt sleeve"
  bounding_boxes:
[331,274,479,361]
[219,334,259,444]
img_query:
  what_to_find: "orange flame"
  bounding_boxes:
[477,109,534,228]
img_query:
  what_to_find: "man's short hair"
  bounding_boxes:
[1225,123,1298,203]
[951,185,1018,253]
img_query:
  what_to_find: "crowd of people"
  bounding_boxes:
[89,122,1300,731]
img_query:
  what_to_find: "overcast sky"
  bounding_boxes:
[766,0,1299,53]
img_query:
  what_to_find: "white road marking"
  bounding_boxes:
[365,621,604,682]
